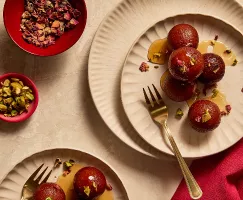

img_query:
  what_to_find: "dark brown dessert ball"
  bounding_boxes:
[188,100,221,132]
[199,53,225,84]
[161,73,196,102]
[33,183,65,200]
[73,166,106,200]
[168,47,204,82]
[168,24,199,50]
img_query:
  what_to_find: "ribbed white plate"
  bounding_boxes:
[88,0,243,158]
[0,148,128,200]
[121,14,243,158]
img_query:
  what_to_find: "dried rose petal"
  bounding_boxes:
[195,116,201,123]
[51,20,60,28]
[70,18,79,26]
[36,23,45,30]
[21,0,81,48]
[22,11,31,19]
[64,12,71,20]
[226,105,231,113]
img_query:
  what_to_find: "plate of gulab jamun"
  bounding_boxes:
[121,14,243,158]
[0,148,129,200]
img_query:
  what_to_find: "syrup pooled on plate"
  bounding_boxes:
[147,38,170,65]
[197,40,237,66]
[56,164,114,200]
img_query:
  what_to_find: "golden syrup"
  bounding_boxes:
[197,40,237,66]
[147,38,169,65]
[160,70,169,88]
[204,90,228,112]
[56,164,114,200]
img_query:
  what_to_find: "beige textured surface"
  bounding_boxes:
[0,0,183,200]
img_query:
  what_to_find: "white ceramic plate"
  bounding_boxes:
[88,0,243,158]
[0,148,128,200]
[121,14,243,158]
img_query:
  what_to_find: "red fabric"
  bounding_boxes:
[172,138,243,200]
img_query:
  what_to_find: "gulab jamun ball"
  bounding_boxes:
[199,53,225,84]
[73,166,106,200]
[167,24,199,50]
[188,100,221,132]
[161,72,196,102]
[33,183,66,200]
[168,47,204,82]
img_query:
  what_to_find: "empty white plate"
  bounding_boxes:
[121,14,243,158]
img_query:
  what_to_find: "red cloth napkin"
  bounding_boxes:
[172,138,243,200]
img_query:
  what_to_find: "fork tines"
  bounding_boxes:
[28,163,52,184]
[143,84,163,107]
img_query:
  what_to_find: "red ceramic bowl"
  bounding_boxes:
[0,73,39,123]
[3,0,87,56]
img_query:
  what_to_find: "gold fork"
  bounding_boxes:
[143,84,202,200]
[21,163,52,200]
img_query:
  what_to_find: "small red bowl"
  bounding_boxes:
[0,73,39,123]
[3,0,87,56]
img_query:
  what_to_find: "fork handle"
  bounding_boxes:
[162,122,203,199]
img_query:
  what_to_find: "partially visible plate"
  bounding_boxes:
[0,148,128,200]
[121,14,243,158]
[88,0,243,158]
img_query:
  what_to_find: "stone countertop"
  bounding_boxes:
[3,0,241,199]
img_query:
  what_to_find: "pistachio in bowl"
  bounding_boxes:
[0,73,39,123]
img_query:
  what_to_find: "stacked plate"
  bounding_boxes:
[88,0,243,158]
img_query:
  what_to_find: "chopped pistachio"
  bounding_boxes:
[11,78,19,82]
[11,110,18,117]
[17,96,26,108]
[64,161,73,168]
[19,81,24,87]
[93,181,98,191]
[3,97,13,105]
[211,89,219,98]
[175,108,184,119]
[0,104,7,112]
[213,67,220,74]
[190,57,196,66]
[83,186,91,197]
[15,87,21,95]
[202,109,212,123]
[11,82,23,89]
[22,86,30,90]
[3,79,10,87]
[0,77,34,117]
[26,92,34,101]
[232,59,238,66]
[45,197,52,200]
[3,87,11,96]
